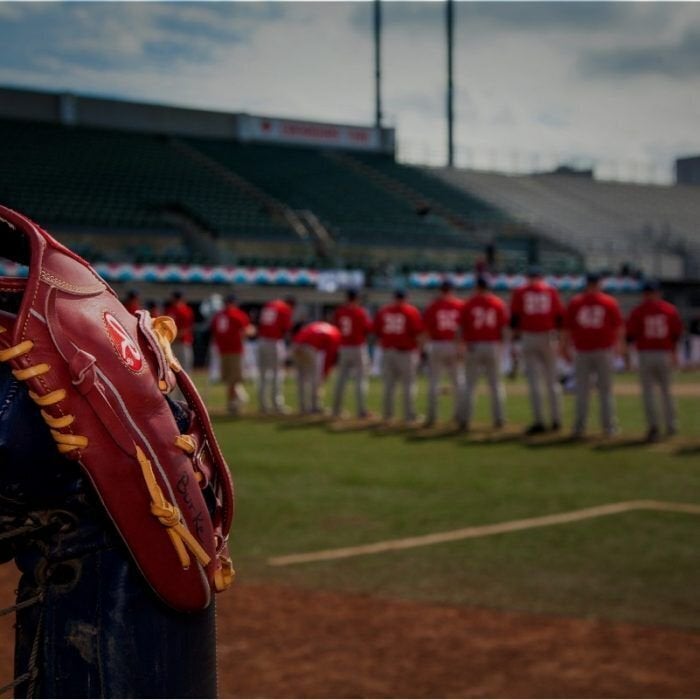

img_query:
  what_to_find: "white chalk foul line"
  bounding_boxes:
[268,500,700,567]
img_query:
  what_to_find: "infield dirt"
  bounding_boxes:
[2,564,700,698]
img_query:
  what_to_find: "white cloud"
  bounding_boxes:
[0,1,699,180]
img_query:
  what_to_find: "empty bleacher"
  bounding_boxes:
[0,119,301,262]
[185,138,474,250]
[0,115,586,274]
[351,152,509,229]
[432,168,700,277]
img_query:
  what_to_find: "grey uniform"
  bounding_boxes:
[638,350,677,433]
[292,344,325,414]
[522,331,562,426]
[461,342,506,427]
[567,290,623,436]
[628,298,682,435]
[381,349,419,421]
[573,349,617,435]
[332,345,370,417]
[257,338,287,413]
[426,340,464,424]
[376,301,423,422]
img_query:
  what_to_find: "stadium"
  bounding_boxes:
[1,3,700,696]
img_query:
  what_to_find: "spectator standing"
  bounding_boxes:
[291,321,342,414]
[563,273,624,438]
[210,294,253,415]
[374,290,424,423]
[145,299,161,318]
[164,290,195,373]
[626,280,683,441]
[257,295,295,414]
[331,289,373,419]
[458,277,510,431]
[510,266,565,434]
[422,280,465,427]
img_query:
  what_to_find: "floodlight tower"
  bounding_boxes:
[374,0,383,129]
[446,0,455,167]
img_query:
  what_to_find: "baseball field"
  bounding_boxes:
[2,371,699,697]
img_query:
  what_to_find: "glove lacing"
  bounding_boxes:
[0,328,88,454]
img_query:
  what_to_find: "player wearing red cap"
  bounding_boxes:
[210,294,253,415]
[626,280,683,441]
[510,267,565,434]
[422,280,465,427]
[331,289,373,419]
[458,277,510,431]
[257,296,295,414]
[374,290,424,423]
[291,321,342,414]
[563,273,624,438]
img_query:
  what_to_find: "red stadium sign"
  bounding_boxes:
[239,114,387,152]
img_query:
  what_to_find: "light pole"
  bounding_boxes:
[446,0,455,167]
[374,0,383,129]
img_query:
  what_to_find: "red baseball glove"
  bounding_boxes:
[0,205,234,612]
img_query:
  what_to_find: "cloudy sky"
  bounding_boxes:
[0,1,699,182]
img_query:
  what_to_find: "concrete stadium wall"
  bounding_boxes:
[0,86,238,138]
[76,97,238,139]
[0,86,394,150]
[0,87,58,122]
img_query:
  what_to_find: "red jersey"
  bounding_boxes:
[460,293,509,342]
[293,321,342,375]
[510,281,564,333]
[258,299,293,340]
[210,306,250,354]
[374,302,423,350]
[333,303,372,346]
[627,299,683,351]
[565,291,623,351]
[423,295,464,341]
[165,300,195,345]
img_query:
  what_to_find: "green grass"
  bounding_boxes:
[198,372,700,629]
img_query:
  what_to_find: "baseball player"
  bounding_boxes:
[510,266,565,434]
[422,280,465,427]
[210,293,254,415]
[291,321,342,414]
[0,205,233,697]
[626,280,683,442]
[374,290,424,424]
[563,273,624,438]
[164,290,195,373]
[331,289,373,419]
[122,289,142,315]
[256,295,295,414]
[458,277,510,431]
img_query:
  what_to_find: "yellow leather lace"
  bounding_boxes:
[135,445,211,570]
[152,316,182,373]
[0,327,88,454]
[172,433,234,589]
[214,555,235,592]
